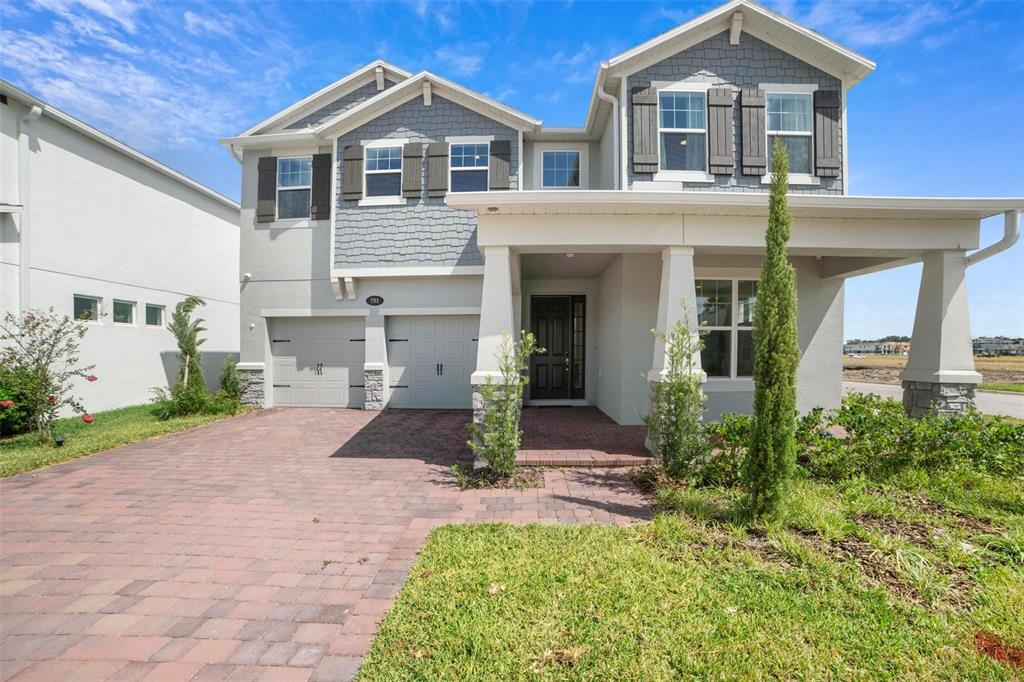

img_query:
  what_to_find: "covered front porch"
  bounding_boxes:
[454,191,1022,426]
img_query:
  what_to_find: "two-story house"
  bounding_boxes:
[223,0,1021,424]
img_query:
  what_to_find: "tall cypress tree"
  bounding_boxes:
[743,138,800,517]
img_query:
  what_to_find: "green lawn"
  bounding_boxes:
[980,383,1024,394]
[358,471,1023,680]
[0,404,242,477]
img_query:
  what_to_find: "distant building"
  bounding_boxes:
[973,337,1024,356]
[844,340,910,355]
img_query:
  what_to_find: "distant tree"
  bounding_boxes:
[168,297,206,390]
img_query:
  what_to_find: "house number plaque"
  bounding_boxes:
[365,295,384,306]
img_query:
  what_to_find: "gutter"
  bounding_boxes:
[17,104,42,313]
[593,64,620,190]
[965,210,1021,267]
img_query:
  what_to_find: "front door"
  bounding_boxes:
[530,295,585,400]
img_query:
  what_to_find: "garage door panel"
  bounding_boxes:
[386,315,479,409]
[270,318,364,408]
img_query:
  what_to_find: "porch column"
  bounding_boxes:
[363,310,388,410]
[648,246,706,383]
[471,246,516,426]
[900,250,981,417]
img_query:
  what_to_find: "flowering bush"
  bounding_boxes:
[0,310,94,442]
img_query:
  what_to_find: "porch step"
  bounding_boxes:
[516,451,654,467]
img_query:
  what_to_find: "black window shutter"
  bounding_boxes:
[740,89,767,176]
[256,157,277,223]
[402,143,424,198]
[310,153,331,219]
[342,145,363,201]
[427,142,449,198]
[631,86,658,175]
[707,88,734,175]
[814,90,841,178]
[489,140,511,190]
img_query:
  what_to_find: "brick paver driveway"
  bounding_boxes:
[1,408,651,681]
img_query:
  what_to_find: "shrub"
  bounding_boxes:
[152,297,227,417]
[219,357,244,402]
[743,138,800,517]
[467,332,541,477]
[0,365,35,436]
[644,308,711,481]
[168,296,207,390]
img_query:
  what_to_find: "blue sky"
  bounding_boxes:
[2,0,1022,340]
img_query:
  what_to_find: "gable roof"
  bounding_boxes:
[239,60,412,136]
[1,80,238,212]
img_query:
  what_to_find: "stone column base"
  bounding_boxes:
[364,369,385,411]
[902,380,976,418]
[238,368,264,408]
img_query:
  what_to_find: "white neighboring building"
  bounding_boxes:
[0,81,240,412]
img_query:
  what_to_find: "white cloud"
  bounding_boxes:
[435,46,483,77]
[795,0,974,49]
[32,0,141,32]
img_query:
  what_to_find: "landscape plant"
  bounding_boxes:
[218,356,244,402]
[643,305,711,481]
[0,310,95,443]
[467,332,541,477]
[743,138,801,517]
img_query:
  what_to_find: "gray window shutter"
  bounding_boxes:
[310,153,331,219]
[740,89,767,176]
[427,142,449,198]
[489,140,511,190]
[707,88,734,175]
[402,143,424,198]
[631,86,659,175]
[342,145,363,201]
[256,157,277,223]
[814,90,841,178]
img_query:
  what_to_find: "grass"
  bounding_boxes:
[981,383,1024,394]
[358,470,1023,680]
[0,404,242,477]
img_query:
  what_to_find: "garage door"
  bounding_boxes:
[387,315,478,408]
[270,317,365,407]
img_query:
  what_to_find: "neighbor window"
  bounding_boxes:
[145,304,164,327]
[364,145,402,197]
[658,90,707,172]
[277,156,312,219]
[541,150,581,188]
[113,300,134,325]
[695,278,757,378]
[73,295,100,322]
[766,93,813,175]
[449,143,488,192]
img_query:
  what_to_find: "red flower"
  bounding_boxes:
[81,414,95,424]
[25,313,35,322]
[48,395,57,405]
[0,400,13,409]
[86,375,98,382]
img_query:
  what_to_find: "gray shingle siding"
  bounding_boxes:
[334,94,518,269]
[627,31,843,194]
[285,80,391,130]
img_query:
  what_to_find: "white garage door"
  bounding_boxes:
[387,315,478,409]
[270,317,365,407]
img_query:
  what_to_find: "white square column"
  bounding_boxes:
[363,310,388,410]
[471,245,516,385]
[900,249,981,417]
[648,246,706,383]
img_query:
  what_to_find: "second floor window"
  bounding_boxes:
[767,93,813,175]
[542,151,581,188]
[277,156,312,219]
[450,143,488,192]
[658,91,707,172]
[364,146,402,197]
[696,278,757,379]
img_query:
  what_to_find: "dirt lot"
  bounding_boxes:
[843,354,1024,386]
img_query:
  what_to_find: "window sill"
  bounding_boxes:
[358,196,407,207]
[654,170,715,183]
[264,218,323,229]
[761,173,820,186]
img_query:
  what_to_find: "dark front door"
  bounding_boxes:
[530,295,585,400]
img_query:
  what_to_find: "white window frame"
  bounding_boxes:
[654,81,714,183]
[694,274,758,386]
[447,135,491,194]
[359,138,407,207]
[276,155,313,220]
[73,294,102,324]
[112,299,135,326]
[760,83,819,186]
[533,143,589,190]
[145,304,164,328]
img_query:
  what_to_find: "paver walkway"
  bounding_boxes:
[0,408,651,682]
[517,407,653,467]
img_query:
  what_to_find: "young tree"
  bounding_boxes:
[743,139,800,516]
[168,297,207,390]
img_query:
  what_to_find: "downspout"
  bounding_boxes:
[966,210,1021,267]
[17,104,42,314]
[594,64,620,190]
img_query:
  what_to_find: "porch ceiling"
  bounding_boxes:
[520,253,618,279]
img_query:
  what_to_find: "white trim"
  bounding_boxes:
[144,303,165,328]
[517,130,524,191]
[762,88,816,179]
[448,140,490,194]
[655,170,714,183]
[759,83,818,93]
[445,135,494,144]
[361,139,405,203]
[112,299,136,326]
[260,308,369,318]
[841,78,849,195]
[73,294,102,323]
[619,76,629,189]
[653,80,715,92]
[332,265,485,278]
[362,137,409,148]
[237,362,265,371]
[0,204,24,214]
[694,275,757,380]
[656,86,710,176]
[730,10,744,45]
[276,155,313,220]
[257,218,324,229]
[358,196,406,207]
[377,307,481,316]
[533,143,590,190]
[760,173,820,186]
[329,140,338,282]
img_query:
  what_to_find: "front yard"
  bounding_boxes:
[0,404,240,477]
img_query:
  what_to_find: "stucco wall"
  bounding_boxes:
[627,30,843,194]
[596,255,624,421]
[334,95,519,269]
